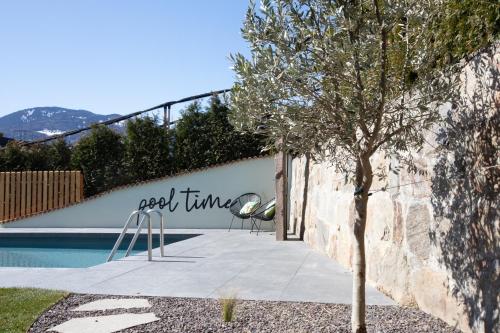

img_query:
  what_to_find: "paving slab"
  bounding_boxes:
[48,313,159,333]
[72,298,151,311]
[0,229,394,305]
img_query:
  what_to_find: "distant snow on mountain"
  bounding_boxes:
[36,129,66,136]
[0,107,123,143]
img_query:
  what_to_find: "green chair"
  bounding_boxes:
[250,198,276,235]
[228,193,261,231]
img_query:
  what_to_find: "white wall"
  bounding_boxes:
[1,157,275,229]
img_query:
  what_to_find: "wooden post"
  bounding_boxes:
[64,171,70,206]
[36,171,42,213]
[42,171,48,211]
[70,171,76,203]
[0,173,4,221]
[58,171,64,208]
[53,171,59,209]
[15,172,21,218]
[9,172,15,219]
[27,172,32,215]
[20,172,26,217]
[5,173,10,220]
[32,171,38,214]
[48,171,53,210]
[80,173,84,200]
[275,148,288,241]
[76,172,82,202]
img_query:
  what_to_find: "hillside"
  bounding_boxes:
[0,107,123,142]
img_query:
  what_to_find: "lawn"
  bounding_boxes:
[0,288,67,333]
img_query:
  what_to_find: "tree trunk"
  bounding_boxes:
[351,155,373,333]
[275,146,288,241]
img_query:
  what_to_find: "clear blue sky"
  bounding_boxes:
[0,0,251,119]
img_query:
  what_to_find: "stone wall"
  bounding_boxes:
[288,43,499,333]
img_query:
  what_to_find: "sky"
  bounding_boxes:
[0,0,252,120]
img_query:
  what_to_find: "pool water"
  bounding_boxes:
[0,233,197,268]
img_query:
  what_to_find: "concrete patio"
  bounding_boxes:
[0,229,393,305]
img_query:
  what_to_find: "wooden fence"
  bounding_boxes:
[0,171,84,222]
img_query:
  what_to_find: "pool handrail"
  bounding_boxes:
[124,209,165,258]
[147,209,165,257]
[107,210,151,262]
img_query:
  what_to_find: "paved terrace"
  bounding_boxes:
[0,229,392,305]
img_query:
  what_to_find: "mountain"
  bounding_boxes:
[0,107,124,143]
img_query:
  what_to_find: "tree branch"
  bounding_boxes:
[371,0,388,146]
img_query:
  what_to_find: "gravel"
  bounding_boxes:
[30,294,460,333]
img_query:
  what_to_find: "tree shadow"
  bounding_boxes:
[430,45,499,332]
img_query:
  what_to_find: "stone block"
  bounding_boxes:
[367,244,414,305]
[406,203,431,262]
[392,200,404,244]
[411,268,470,332]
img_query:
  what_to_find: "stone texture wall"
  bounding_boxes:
[288,43,499,333]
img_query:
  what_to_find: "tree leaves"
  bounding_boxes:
[230,0,465,177]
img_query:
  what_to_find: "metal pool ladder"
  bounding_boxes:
[107,209,166,262]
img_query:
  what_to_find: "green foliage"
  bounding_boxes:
[125,116,174,182]
[230,0,455,175]
[0,140,72,171]
[0,99,263,196]
[46,139,72,170]
[0,142,29,171]
[0,288,67,333]
[24,144,52,170]
[71,125,126,196]
[220,294,237,322]
[174,102,209,170]
[175,96,263,170]
[428,0,499,67]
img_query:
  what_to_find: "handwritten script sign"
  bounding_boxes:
[138,187,232,213]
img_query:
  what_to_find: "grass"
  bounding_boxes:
[0,288,67,333]
[220,294,238,322]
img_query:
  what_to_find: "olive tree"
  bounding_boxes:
[230,1,454,332]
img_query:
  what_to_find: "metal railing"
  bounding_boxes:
[124,209,165,258]
[22,89,231,146]
[107,209,166,262]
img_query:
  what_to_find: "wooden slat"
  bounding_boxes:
[42,171,48,211]
[36,171,42,214]
[26,172,32,215]
[75,172,81,202]
[31,171,37,214]
[53,171,59,209]
[15,172,21,218]
[9,172,15,219]
[0,170,83,220]
[20,172,26,217]
[58,171,64,208]
[64,171,70,206]
[5,173,10,220]
[70,171,77,203]
[0,173,4,221]
[80,173,84,200]
[48,171,53,210]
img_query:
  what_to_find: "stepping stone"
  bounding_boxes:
[48,313,159,333]
[72,298,151,311]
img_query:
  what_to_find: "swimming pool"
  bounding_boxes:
[0,233,197,268]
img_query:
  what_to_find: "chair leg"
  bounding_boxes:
[257,220,263,235]
[228,215,235,232]
[250,218,258,234]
